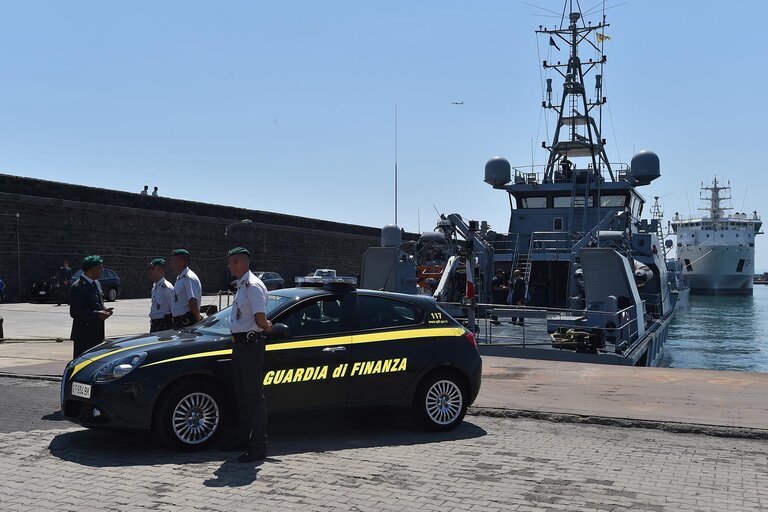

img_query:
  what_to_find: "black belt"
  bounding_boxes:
[232,331,264,343]
[172,312,196,327]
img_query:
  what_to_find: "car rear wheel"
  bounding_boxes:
[414,370,468,431]
[154,381,223,450]
[106,287,118,302]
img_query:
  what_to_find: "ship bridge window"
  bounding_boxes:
[554,196,594,208]
[521,197,547,208]
[600,195,627,207]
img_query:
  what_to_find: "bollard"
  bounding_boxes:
[0,315,4,340]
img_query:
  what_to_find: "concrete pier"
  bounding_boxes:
[1,298,766,435]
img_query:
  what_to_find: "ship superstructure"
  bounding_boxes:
[479,1,679,366]
[360,1,681,367]
[670,177,762,295]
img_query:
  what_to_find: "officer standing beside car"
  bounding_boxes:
[221,247,272,463]
[169,249,202,328]
[148,258,174,332]
[70,255,113,357]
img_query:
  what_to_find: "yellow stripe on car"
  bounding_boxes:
[142,349,233,367]
[140,326,467,369]
[69,340,170,380]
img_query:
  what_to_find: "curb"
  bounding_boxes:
[0,372,61,382]
[468,407,768,440]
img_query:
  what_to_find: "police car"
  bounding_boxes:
[61,277,482,450]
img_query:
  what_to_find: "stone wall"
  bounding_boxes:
[0,174,384,301]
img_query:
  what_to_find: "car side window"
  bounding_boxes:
[279,298,346,338]
[358,296,425,331]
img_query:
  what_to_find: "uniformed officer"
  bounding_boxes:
[148,258,174,332]
[221,246,272,463]
[169,249,203,329]
[56,259,73,306]
[69,255,113,358]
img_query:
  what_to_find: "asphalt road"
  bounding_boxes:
[0,377,66,433]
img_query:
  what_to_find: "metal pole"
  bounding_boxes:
[16,213,21,301]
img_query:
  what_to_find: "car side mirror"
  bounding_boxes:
[268,323,291,341]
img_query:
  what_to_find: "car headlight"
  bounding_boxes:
[93,352,148,383]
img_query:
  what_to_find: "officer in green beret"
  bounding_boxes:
[169,249,203,329]
[221,246,272,462]
[70,255,113,357]
[148,258,174,332]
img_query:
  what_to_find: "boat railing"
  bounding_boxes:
[458,302,641,355]
[489,233,520,255]
[529,231,573,252]
[509,162,631,185]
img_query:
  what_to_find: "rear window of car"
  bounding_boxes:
[358,296,425,331]
[194,294,293,336]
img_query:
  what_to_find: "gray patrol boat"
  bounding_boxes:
[362,2,681,366]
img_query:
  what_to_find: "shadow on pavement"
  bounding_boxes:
[48,411,487,476]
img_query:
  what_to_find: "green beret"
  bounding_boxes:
[227,247,250,257]
[170,249,190,257]
[81,255,103,271]
[148,258,166,269]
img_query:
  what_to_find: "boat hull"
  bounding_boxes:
[677,245,755,295]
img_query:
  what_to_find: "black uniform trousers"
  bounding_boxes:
[150,315,174,333]
[231,335,267,451]
[69,278,106,358]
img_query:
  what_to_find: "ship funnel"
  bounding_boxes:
[630,150,660,186]
[484,157,511,188]
[381,225,402,248]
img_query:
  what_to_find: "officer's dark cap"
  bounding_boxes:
[148,258,166,269]
[170,249,190,257]
[81,255,103,271]
[227,247,250,258]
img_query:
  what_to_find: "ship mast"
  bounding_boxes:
[699,177,732,220]
[537,1,613,183]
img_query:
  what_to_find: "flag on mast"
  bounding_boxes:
[548,36,560,51]
[596,33,611,43]
[465,258,476,299]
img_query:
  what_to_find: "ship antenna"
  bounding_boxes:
[394,104,398,226]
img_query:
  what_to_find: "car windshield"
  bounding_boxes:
[193,294,294,336]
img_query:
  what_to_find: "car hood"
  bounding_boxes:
[65,329,230,383]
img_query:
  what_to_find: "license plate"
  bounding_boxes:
[39,291,47,295]
[71,382,91,399]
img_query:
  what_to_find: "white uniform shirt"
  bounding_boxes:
[150,277,175,320]
[171,267,202,317]
[229,271,268,334]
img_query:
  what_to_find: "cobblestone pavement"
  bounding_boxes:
[2,414,767,511]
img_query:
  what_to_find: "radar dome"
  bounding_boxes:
[630,150,660,186]
[381,225,402,248]
[484,157,511,188]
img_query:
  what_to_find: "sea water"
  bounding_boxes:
[663,284,768,372]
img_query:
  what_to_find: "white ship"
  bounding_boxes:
[670,177,762,295]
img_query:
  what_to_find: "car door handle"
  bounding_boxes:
[322,346,347,352]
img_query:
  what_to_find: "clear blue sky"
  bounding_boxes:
[1,1,766,271]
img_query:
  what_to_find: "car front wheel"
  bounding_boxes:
[106,287,118,302]
[154,381,223,450]
[414,370,468,431]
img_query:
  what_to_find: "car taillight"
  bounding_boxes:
[465,330,477,349]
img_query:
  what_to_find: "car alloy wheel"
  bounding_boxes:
[107,288,118,302]
[415,371,468,431]
[171,392,220,446]
[425,379,463,426]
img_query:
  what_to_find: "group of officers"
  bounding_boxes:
[68,247,271,463]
